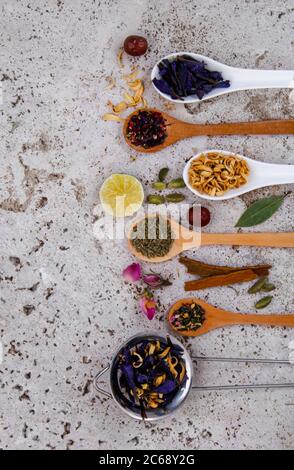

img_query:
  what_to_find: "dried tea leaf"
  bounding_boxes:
[103,113,124,122]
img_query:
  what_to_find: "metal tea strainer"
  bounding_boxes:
[94,332,294,421]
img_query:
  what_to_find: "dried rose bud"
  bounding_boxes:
[143,273,172,288]
[122,263,142,282]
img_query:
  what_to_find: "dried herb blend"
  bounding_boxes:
[126,110,167,148]
[130,216,174,258]
[118,337,187,418]
[153,55,230,100]
[170,303,205,332]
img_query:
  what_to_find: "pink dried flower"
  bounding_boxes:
[143,273,172,289]
[139,291,157,320]
[122,263,142,282]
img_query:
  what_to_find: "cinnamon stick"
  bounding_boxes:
[179,256,271,277]
[184,269,267,291]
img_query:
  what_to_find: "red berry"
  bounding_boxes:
[124,35,148,56]
[200,207,211,227]
[188,206,211,227]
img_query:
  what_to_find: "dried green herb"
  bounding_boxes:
[152,182,166,191]
[167,178,186,189]
[248,276,268,294]
[235,195,287,227]
[255,296,273,309]
[158,167,169,182]
[130,215,173,258]
[147,194,165,205]
[166,193,185,203]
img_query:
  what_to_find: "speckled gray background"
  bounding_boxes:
[0,0,294,450]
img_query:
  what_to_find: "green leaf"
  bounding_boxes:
[235,195,285,227]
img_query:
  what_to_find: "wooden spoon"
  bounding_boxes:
[123,108,294,154]
[167,297,294,337]
[127,215,294,263]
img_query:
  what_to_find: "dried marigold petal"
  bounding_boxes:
[117,48,124,68]
[134,84,144,102]
[102,113,124,122]
[112,101,128,113]
[127,79,142,91]
[123,92,136,105]
[124,68,139,81]
[141,97,148,107]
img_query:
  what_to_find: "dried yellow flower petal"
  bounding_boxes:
[127,79,142,91]
[123,68,139,81]
[141,97,148,107]
[112,101,128,113]
[134,83,144,102]
[102,113,124,122]
[123,92,136,105]
[117,48,124,68]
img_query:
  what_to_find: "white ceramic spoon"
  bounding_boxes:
[183,149,294,201]
[151,52,294,103]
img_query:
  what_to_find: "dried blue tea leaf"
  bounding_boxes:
[117,337,187,419]
[153,55,231,100]
[154,379,178,394]
[152,78,172,96]
[136,373,149,384]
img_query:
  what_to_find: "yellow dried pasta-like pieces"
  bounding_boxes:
[188,152,249,196]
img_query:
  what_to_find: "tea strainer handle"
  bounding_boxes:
[191,355,294,391]
[93,365,112,399]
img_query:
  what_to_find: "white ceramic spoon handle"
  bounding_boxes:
[260,163,294,185]
[232,68,294,89]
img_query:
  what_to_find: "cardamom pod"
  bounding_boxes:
[165,193,185,203]
[248,276,268,294]
[147,194,165,205]
[158,167,169,182]
[261,283,276,292]
[255,296,273,309]
[152,181,166,191]
[167,178,186,189]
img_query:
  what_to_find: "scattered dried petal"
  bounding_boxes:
[117,48,124,68]
[103,113,124,122]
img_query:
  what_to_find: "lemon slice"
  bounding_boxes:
[99,174,144,217]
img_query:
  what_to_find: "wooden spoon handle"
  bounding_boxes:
[181,120,294,137]
[224,312,294,328]
[201,232,294,248]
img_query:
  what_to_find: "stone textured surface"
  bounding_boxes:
[0,0,294,450]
